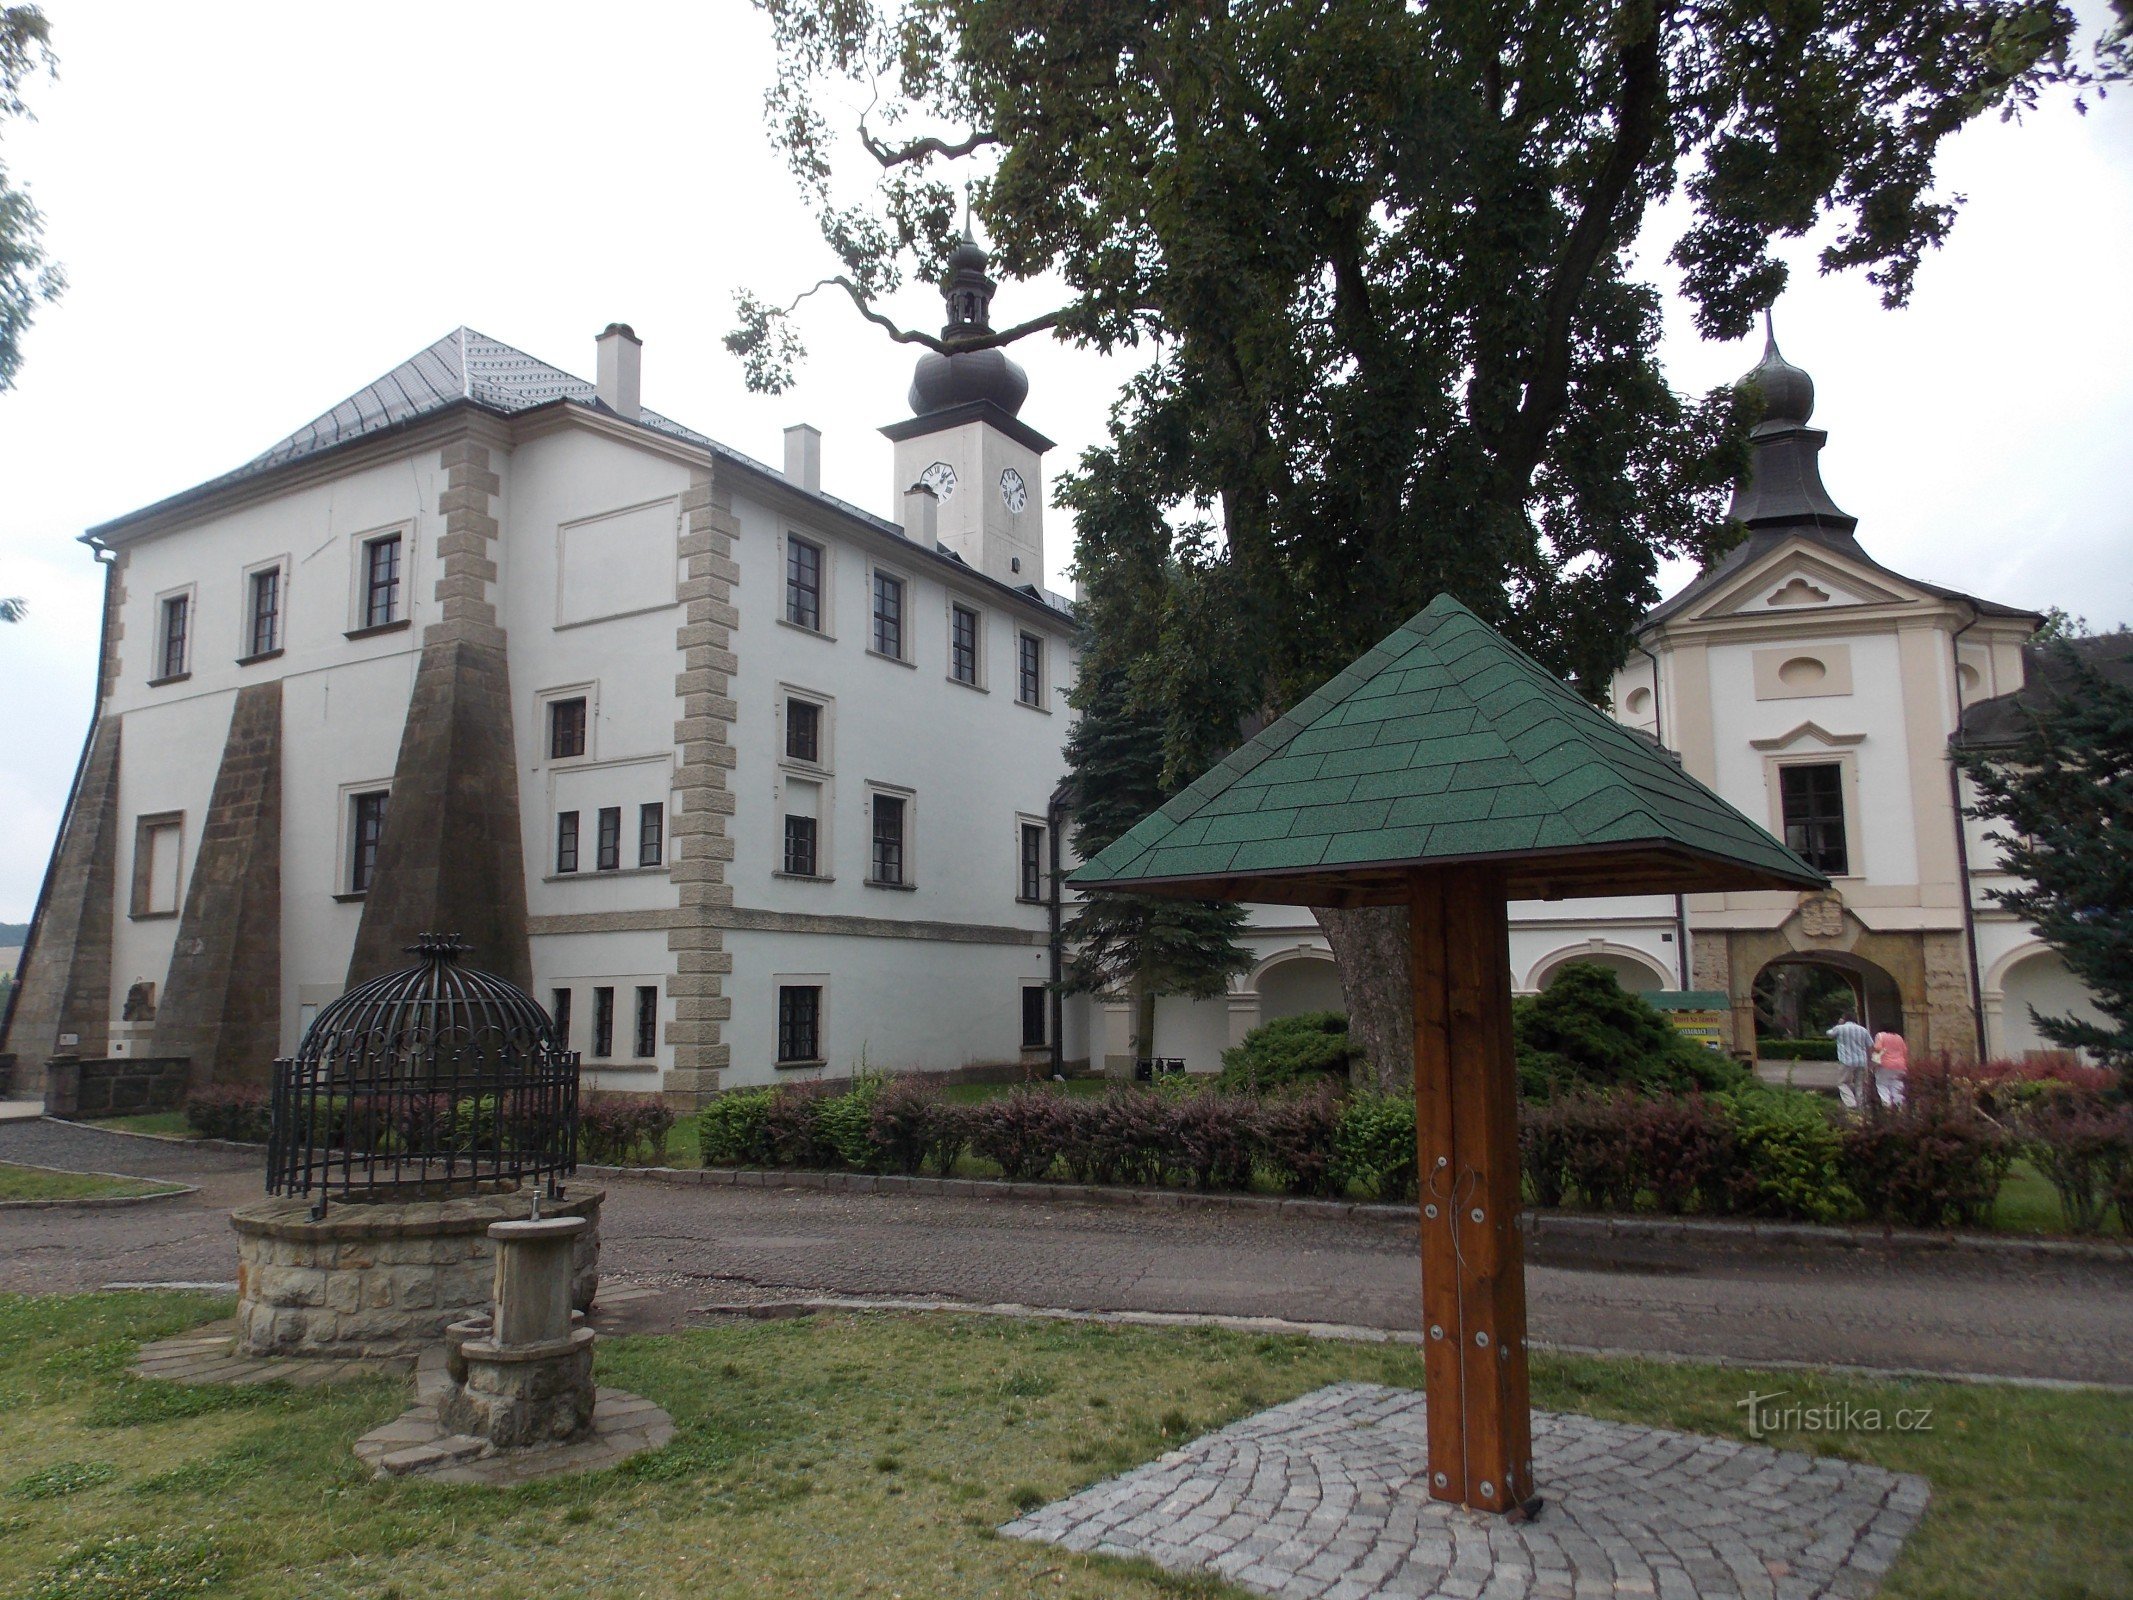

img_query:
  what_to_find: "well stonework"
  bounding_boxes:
[231,1185,602,1358]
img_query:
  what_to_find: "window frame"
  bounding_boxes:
[347,789,390,896]
[783,811,820,878]
[633,985,659,1059]
[551,988,573,1052]
[866,784,914,889]
[948,599,985,689]
[785,696,824,766]
[240,558,288,662]
[595,806,623,872]
[555,810,581,875]
[1014,630,1046,709]
[868,563,912,663]
[151,587,195,683]
[592,986,616,1060]
[1020,984,1049,1051]
[1775,759,1852,878]
[549,696,589,761]
[775,980,827,1066]
[356,528,406,632]
[1017,818,1048,904]
[129,811,185,920]
[783,532,828,635]
[638,802,665,868]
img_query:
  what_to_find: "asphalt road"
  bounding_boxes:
[5,1119,2130,1386]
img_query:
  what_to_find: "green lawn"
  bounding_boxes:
[0,1293,2125,1599]
[84,1113,195,1140]
[0,1163,181,1202]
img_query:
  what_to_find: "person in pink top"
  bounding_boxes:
[1871,1029,1909,1108]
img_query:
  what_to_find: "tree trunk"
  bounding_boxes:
[1316,904,1413,1092]
[1134,984,1158,1066]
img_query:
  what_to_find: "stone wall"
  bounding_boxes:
[43,1055,190,1119]
[232,1185,601,1358]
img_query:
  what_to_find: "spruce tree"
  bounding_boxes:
[1959,636,2133,1071]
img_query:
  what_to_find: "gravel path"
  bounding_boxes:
[5,1118,2130,1385]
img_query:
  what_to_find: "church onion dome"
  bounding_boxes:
[907,230,1031,419]
[1726,312,1856,535]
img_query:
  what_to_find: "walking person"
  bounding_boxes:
[1827,1011,1874,1109]
[1872,1027,1909,1109]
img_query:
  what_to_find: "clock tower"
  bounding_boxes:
[880,232,1053,588]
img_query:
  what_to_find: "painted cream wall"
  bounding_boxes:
[889,416,1046,587]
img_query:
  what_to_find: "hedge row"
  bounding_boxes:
[700,1077,1422,1200]
[181,1085,675,1167]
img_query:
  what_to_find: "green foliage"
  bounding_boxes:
[813,1075,888,1170]
[1216,1011,1355,1091]
[698,1087,778,1167]
[1958,635,2133,1068]
[1516,964,1747,1097]
[19,1531,227,1600]
[6,1461,115,1502]
[0,6,63,393]
[1716,1087,1855,1223]
[1330,1090,1417,1202]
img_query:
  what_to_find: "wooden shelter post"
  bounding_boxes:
[1410,864,1534,1514]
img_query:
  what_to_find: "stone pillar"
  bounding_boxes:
[440,1216,597,1447]
[155,682,283,1087]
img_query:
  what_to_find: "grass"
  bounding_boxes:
[0,1163,181,1202]
[83,1113,194,1139]
[0,1293,2127,1599]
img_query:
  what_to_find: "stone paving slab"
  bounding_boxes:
[352,1384,675,1484]
[132,1325,415,1387]
[1003,1383,1928,1600]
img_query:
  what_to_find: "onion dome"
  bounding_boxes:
[1726,312,1855,534]
[908,230,1030,418]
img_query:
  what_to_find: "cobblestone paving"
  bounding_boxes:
[1003,1383,1927,1600]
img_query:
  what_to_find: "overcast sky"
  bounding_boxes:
[1,2,2127,923]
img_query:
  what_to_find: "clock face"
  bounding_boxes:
[999,467,1029,514]
[919,460,958,501]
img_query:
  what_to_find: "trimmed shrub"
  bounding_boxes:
[2021,1098,2133,1235]
[698,1087,777,1166]
[1841,1086,2012,1228]
[1167,1092,1258,1191]
[815,1076,888,1170]
[1558,1094,1642,1211]
[1622,1094,1735,1215]
[1517,964,1747,1098]
[1332,1090,1417,1201]
[1255,1084,1345,1198]
[1216,1012,1356,1091]
[578,1094,676,1166]
[866,1075,947,1176]
[761,1086,834,1169]
[182,1085,271,1143]
[969,1087,1069,1182]
[1517,1097,1578,1209]
[1716,1087,1854,1222]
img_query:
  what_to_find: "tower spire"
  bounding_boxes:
[1727,312,1854,533]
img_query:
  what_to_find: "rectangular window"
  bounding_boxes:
[1021,985,1048,1050]
[1019,822,1046,902]
[552,988,573,1051]
[592,986,615,1058]
[130,813,184,918]
[777,984,822,1064]
[350,790,389,893]
[786,697,821,764]
[638,803,664,868]
[871,570,905,658]
[549,696,587,760]
[159,594,190,679]
[247,568,281,657]
[596,807,622,871]
[870,793,906,885]
[1016,632,1042,706]
[950,604,979,685]
[786,536,823,630]
[634,986,658,1059]
[363,533,403,628]
[556,811,580,874]
[1780,763,1850,876]
[783,814,819,876]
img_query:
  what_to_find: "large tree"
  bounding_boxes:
[0,5,60,395]
[736,0,2118,1087]
[1959,636,2133,1071]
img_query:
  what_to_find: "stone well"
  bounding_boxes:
[231,1185,602,1359]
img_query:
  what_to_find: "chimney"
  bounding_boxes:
[594,323,642,420]
[783,423,823,494]
[902,482,939,545]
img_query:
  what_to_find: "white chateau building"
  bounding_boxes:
[3,277,2112,1102]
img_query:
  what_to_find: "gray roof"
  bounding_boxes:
[87,327,1074,622]
[1955,632,2133,750]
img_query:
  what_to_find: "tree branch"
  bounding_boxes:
[857,123,999,168]
[790,275,1068,353]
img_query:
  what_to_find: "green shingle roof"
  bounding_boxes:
[1072,595,1827,907]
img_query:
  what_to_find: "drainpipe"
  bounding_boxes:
[1046,782,1068,1079]
[1634,639,1692,990]
[1,537,118,1053]
[1948,606,1989,1059]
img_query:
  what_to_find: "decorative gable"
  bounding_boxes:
[1685,541,1920,626]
